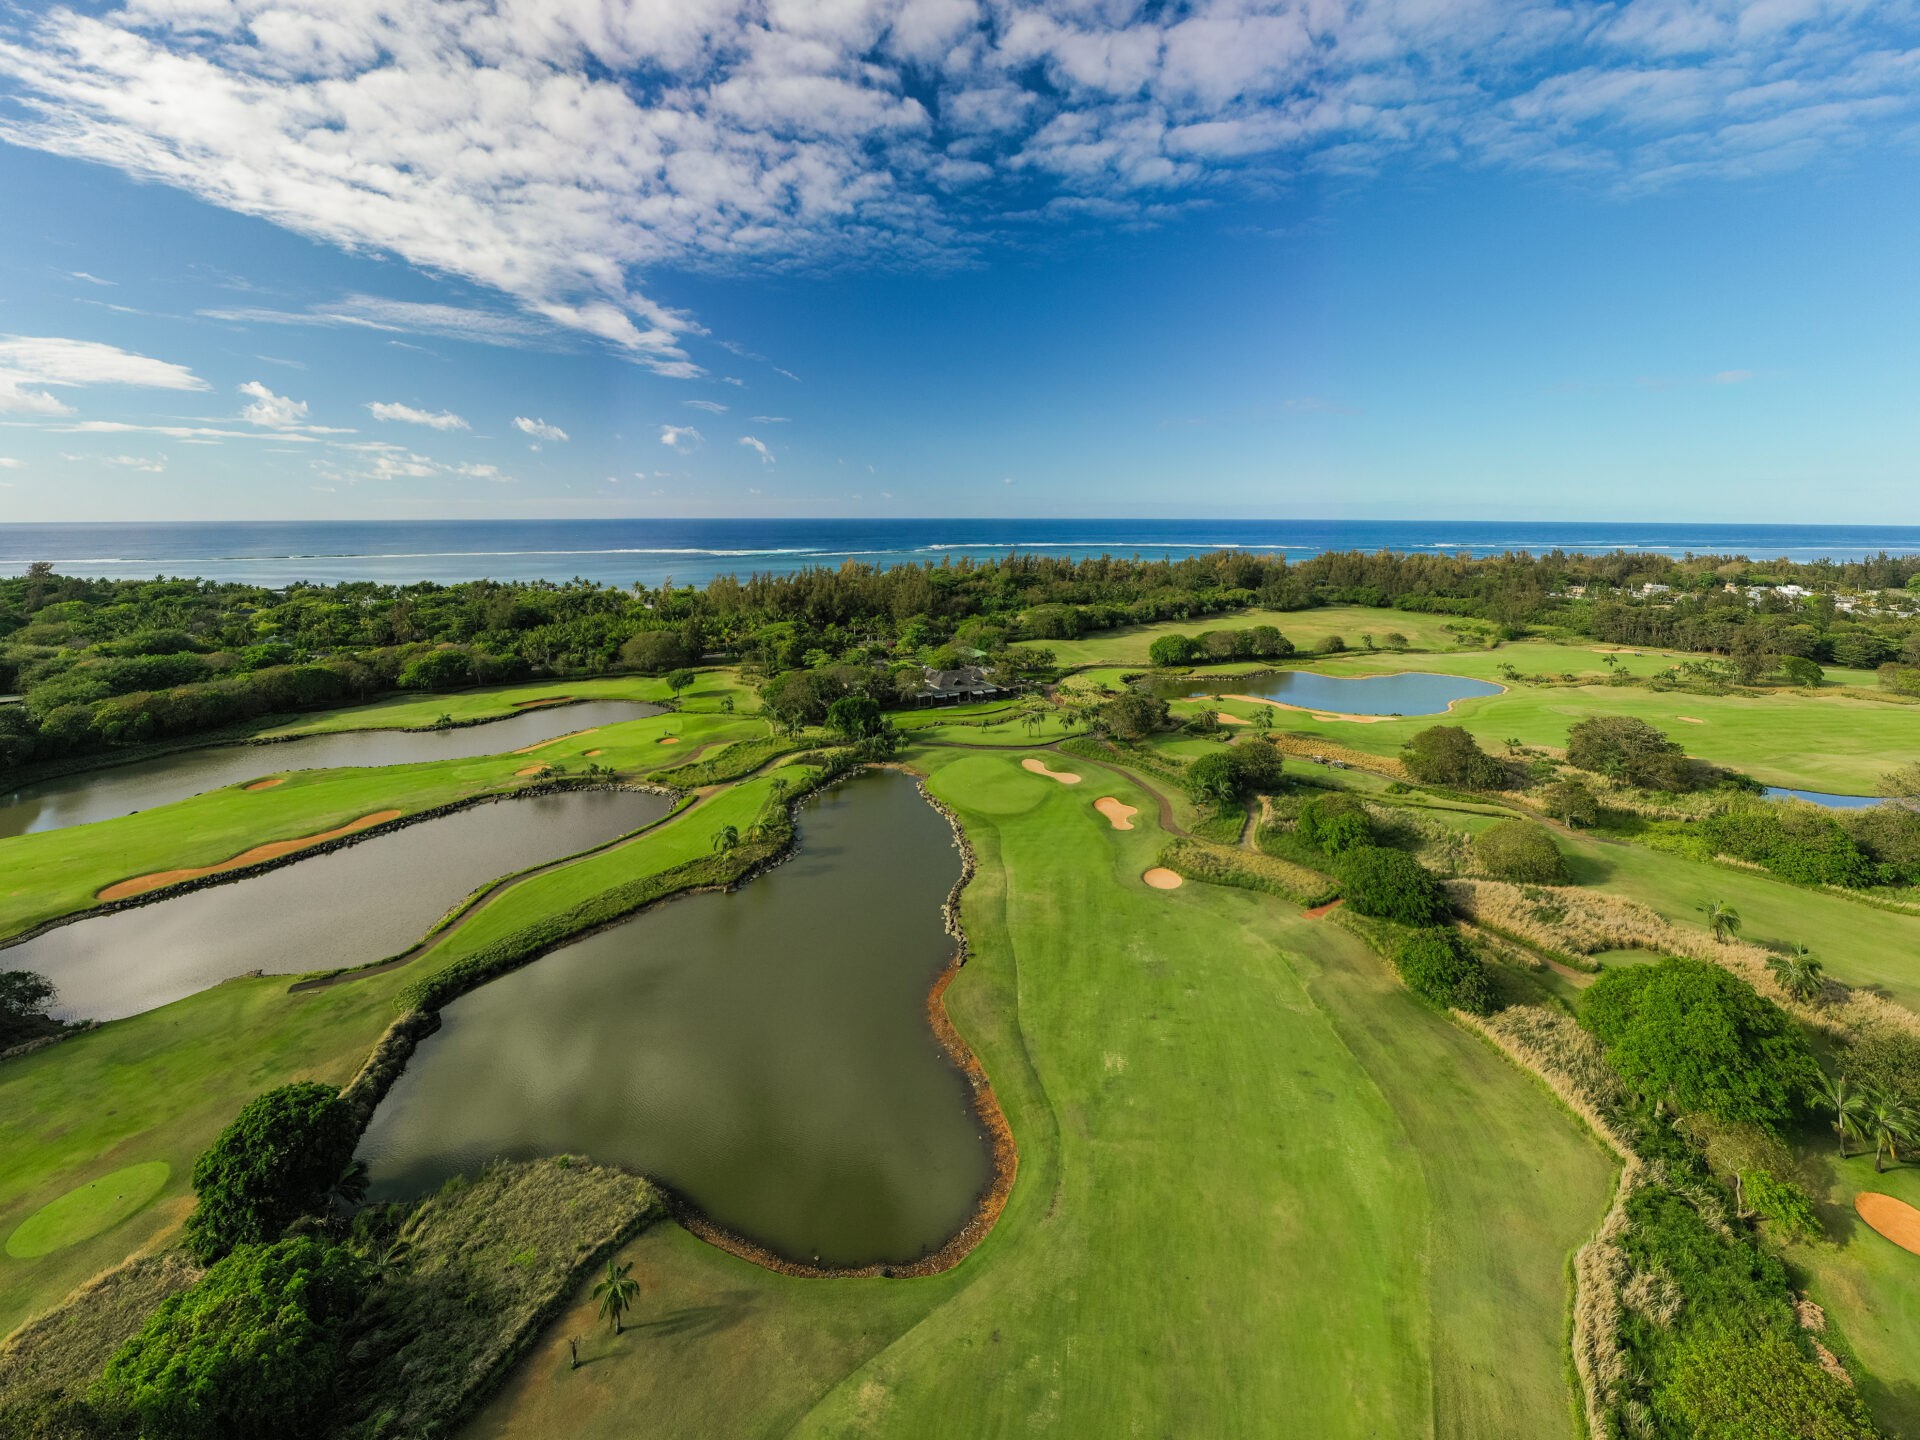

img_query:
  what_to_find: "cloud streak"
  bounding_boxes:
[0,333,206,415]
[513,415,569,442]
[369,401,470,431]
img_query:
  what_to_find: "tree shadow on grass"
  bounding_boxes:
[630,1290,758,1341]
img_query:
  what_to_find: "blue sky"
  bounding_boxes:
[0,0,1916,523]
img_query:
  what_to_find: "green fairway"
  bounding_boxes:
[1042,606,1471,668]
[259,672,756,736]
[4,1162,171,1259]
[463,742,1614,1438]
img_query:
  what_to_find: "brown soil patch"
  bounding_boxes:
[1021,756,1081,784]
[1142,867,1184,889]
[242,777,285,791]
[1856,1192,1920,1255]
[509,695,574,707]
[511,728,598,755]
[1094,796,1137,830]
[1303,898,1344,919]
[1221,693,1395,725]
[1675,716,1705,724]
[98,810,404,901]
[514,764,549,777]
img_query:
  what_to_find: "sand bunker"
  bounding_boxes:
[1215,713,1249,725]
[98,810,404,902]
[1094,797,1137,830]
[512,728,598,755]
[1221,694,1395,725]
[1675,716,1705,724]
[514,764,550,777]
[656,735,681,745]
[583,749,602,757]
[510,695,574,707]
[243,777,285,791]
[1022,756,1081,785]
[1142,867,1184,890]
[1303,898,1344,919]
[1856,1192,1920,1255]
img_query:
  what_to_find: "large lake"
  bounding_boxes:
[357,768,994,1269]
[3,788,671,1021]
[1155,668,1503,716]
[0,700,661,838]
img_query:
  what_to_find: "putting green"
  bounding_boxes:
[5,1161,171,1259]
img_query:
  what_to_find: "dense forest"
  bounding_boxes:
[3,547,1918,773]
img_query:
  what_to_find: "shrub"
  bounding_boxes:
[184,1083,360,1263]
[826,694,883,739]
[1699,800,1878,888]
[619,628,693,674]
[0,969,61,1048]
[1537,777,1600,826]
[1778,656,1824,687]
[1156,838,1337,907]
[1742,1171,1823,1244]
[1296,793,1372,854]
[1566,715,1707,792]
[1473,820,1569,884]
[1186,741,1285,806]
[94,1237,367,1440]
[1099,690,1172,740]
[1147,634,1198,666]
[1582,958,1820,1129]
[397,646,477,691]
[1393,927,1494,1014]
[1335,846,1450,925]
[1843,802,1920,883]
[1400,725,1507,789]
[1664,1327,1875,1440]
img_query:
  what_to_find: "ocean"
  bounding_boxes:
[1,519,1916,589]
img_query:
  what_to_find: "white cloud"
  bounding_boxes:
[0,334,206,414]
[1711,369,1756,384]
[205,295,555,350]
[739,435,774,464]
[751,415,790,423]
[513,416,569,442]
[238,379,310,429]
[660,425,703,450]
[68,271,114,286]
[68,453,167,473]
[774,368,803,382]
[40,419,318,442]
[368,401,470,431]
[683,399,729,413]
[0,456,25,468]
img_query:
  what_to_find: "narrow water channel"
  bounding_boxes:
[356,769,993,1270]
[0,699,663,838]
[3,788,672,1021]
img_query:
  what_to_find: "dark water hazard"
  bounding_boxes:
[1149,668,1503,715]
[3,789,671,1022]
[1764,786,1884,810]
[0,700,662,838]
[357,769,993,1270]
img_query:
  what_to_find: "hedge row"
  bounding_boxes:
[1155,837,1338,907]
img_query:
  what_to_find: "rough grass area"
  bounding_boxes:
[1157,835,1337,905]
[651,733,808,787]
[1040,606,1469,667]
[335,1160,661,1439]
[0,1249,201,1408]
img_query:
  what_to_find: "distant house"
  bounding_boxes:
[917,664,1005,706]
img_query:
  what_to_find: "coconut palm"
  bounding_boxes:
[1818,1073,1868,1158]
[1860,1088,1918,1173]
[1766,946,1826,1004]
[593,1258,640,1335]
[711,824,739,852]
[1699,899,1742,944]
[1019,700,1049,738]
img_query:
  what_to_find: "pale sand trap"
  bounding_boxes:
[98,810,404,902]
[1142,867,1184,890]
[1094,797,1138,830]
[583,749,602,757]
[515,764,550,776]
[1022,756,1082,785]
[1215,713,1249,725]
[512,727,599,755]
[243,777,285,791]
[1856,1192,1920,1255]
[1675,716,1705,724]
[1221,694,1395,725]
[656,735,681,745]
[510,695,574,707]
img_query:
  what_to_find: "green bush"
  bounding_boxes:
[1157,838,1337,907]
[94,1237,367,1440]
[1335,846,1450,925]
[1742,1170,1824,1244]
[1664,1327,1874,1439]
[1400,726,1508,789]
[1148,634,1199,666]
[1582,958,1820,1129]
[1699,801,1879,888]
[184,1083,360,1263]
[1392,928,1494,1014]
[1567,715,1706,792]
[1473,819,1569,883]
[1296,793,1372,854]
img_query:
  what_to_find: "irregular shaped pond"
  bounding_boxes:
[4,788,671,1022]
[1763,786,1884,809]
[0,700,663,839]
[1154,668,1503,715]
[357,768,993,1270]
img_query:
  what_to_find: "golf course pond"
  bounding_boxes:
[0,699,664,838]
[1150,668,1503,715]
[2,788,672,1021]
[1763,786,1882,809]
[356,768,996,1270]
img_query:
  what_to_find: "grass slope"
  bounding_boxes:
[466,744,1613,1438]
[1042,607,1470,667]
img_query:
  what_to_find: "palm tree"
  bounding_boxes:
[1252,707,1273,732]
[1860,1088,1918,1173]
[327,1159,370,1215]
[1699,899,1742,944]
[1767,946,1826,1004]
[1819,1073,1868,1159]
[711,824,739,852]
[593,1258,640,1335]
[1019,700,1048,738]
